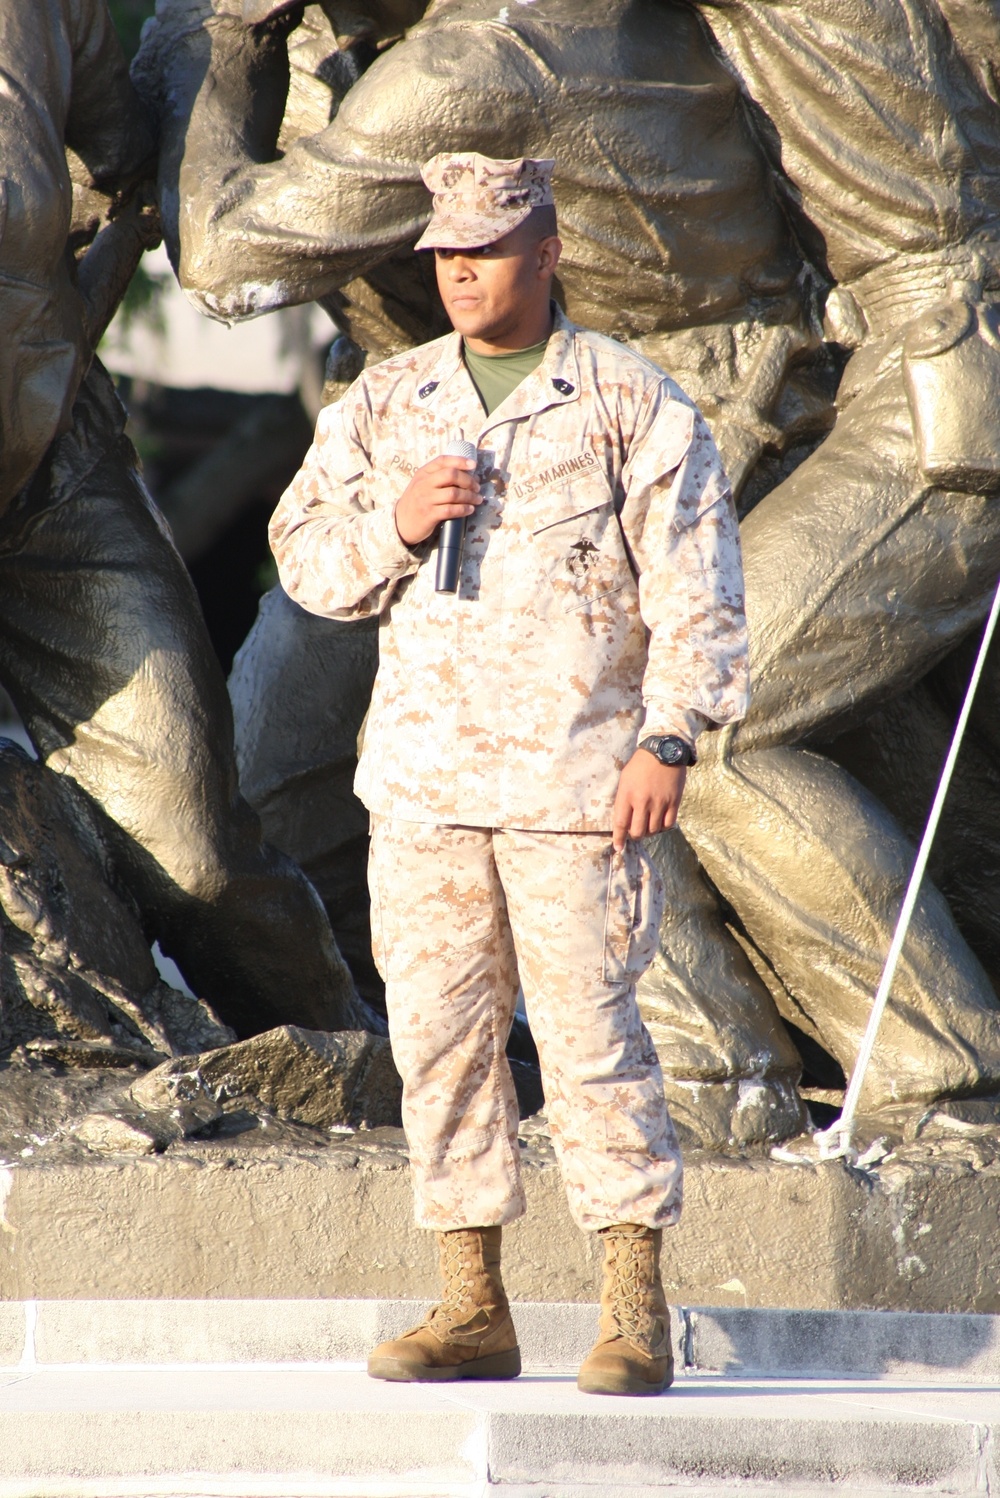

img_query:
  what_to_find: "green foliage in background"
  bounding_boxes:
[103,1,167,350]
[109,0,157,59]
[115,259,170,339]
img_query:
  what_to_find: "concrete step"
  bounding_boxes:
[3,1302,999,1496]
[2,1299,999,1383]
[1,1364,999,1497]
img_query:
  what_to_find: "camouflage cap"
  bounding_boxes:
[414,153,556,251]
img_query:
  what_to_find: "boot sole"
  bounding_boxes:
[368,1348,522,1383]
[577,1367,674,1397]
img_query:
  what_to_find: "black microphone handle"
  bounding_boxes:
[435,516,466,593]
[435,438,478,594]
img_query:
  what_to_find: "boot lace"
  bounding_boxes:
[426,1231,480,1335]
[603,1230,664,1352]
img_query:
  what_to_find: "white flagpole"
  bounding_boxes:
[817,573,1000,1160]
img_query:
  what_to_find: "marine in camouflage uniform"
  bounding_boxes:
[271,152,748,1393]
[271,297,747,1229]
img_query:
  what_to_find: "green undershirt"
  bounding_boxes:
[463,337,549,416]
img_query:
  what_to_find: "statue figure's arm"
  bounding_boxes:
[76,191,164,350]
[936,1,1000,100]
[66,0,158,192]
[134,3,453,322]
[135,5,540,323]
[179,32,431,322]
[63,0,162,352]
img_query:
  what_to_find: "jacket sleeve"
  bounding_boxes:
[268,386,422,620]
[619,384,750,745]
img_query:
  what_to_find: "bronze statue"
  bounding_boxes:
[0,0,363,1042]
[134,0,1000,1139]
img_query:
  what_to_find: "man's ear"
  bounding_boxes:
[539,235,563,278]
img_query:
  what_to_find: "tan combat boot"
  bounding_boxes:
[577,1223,674,1396]
[367,1225,521,1382]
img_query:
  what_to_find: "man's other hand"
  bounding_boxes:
[395,456,482,546]
[612,750,687,851]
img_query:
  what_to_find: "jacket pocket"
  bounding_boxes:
[529,473,633,612]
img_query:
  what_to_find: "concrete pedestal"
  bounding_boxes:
[1,1127,998,1310]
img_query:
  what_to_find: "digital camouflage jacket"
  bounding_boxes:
[270,309,749,831]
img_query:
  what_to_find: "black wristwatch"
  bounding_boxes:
[638,734,697,767]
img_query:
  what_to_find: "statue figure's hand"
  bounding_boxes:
[118,183,165,254]
[132,0,302,120]
[77,182,163,350]
[242,0,306,26]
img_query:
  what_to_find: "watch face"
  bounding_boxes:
[657,738,686,765]
[642,735,689,765]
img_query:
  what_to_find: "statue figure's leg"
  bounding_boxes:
[638,827,807,1146]
[682,342,1000,1109]
[626,317,841,1144]
[228,586,381,1005]
[830,675,1000,993]
[0,385,359,1039]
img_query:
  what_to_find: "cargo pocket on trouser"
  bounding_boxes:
[602,838,665,984]
[367,818,388,980]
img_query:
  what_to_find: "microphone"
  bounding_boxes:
[435,438,478,593]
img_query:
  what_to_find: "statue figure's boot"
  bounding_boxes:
[578,1224,674,1397]
[367,1226,521,1382]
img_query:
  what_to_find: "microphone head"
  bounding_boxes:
[443,439,478,462]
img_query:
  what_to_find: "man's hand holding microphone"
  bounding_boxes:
[394,447,482,558]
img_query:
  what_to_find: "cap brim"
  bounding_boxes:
[413,202,535,252]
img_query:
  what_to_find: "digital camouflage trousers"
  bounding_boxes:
[368,817,683,1232]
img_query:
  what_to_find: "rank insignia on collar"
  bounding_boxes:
[418,381,439,399]
[552,378,574,395]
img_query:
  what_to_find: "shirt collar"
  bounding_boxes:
[413,304,582,435]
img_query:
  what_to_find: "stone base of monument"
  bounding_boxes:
[2,1117,1000,1310]
[0,1299,998,1496]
